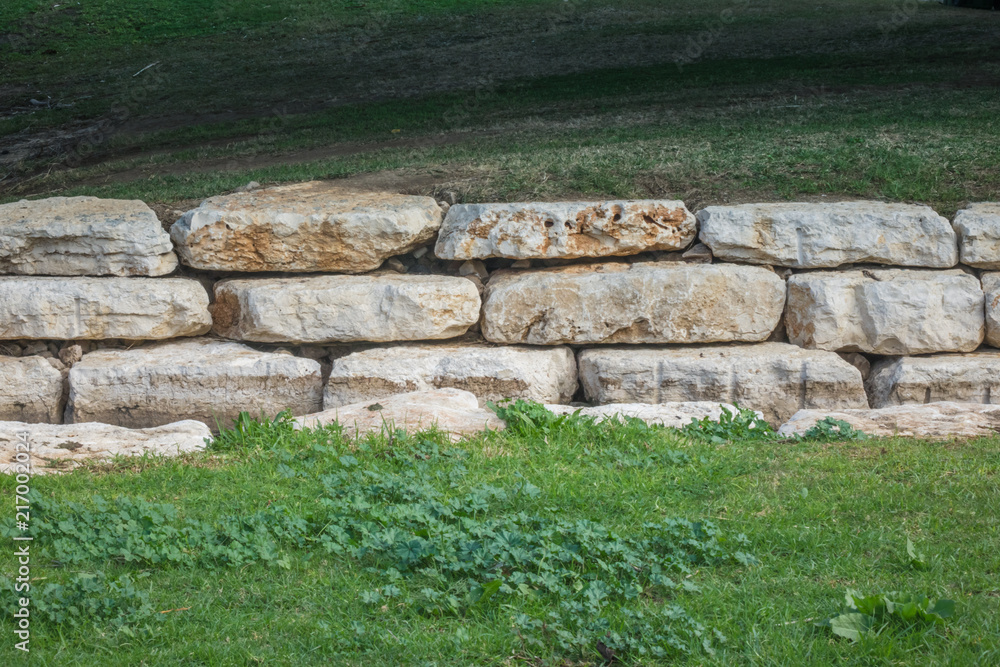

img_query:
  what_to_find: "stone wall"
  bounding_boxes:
[2,183,998,442]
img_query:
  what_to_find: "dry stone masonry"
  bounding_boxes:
[2,186,1000,468]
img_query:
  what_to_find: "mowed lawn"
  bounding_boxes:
[2,0,999,213]
[1,406,999,665]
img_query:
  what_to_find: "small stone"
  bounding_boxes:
[459,259,489,280]
[510,259,531,269]
[46,357,65,371]
[58,344,84,366]
[412,246,430,259]
[838,352,871,381]
[22,341,48,355]
[384,258,407,273]
[681,242,713,263]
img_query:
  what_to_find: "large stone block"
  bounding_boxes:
[481,262,785,345]
[324,343,577,408]
[697,201,957,268]
[0,277,212,340]
[866,353,1000,408]
[544,402,753,428]
[212,275,480,343]
[1,420,210,475]
[953,203,1000,269]
[0,196,177,276]
[578,343,866,425]
[777,402,1000,440]
[0,356,64,423]
[435,200,696,260]
[296,388,504,441]
[985,273,1000,348]
[785,269,984,354]
[66,339,322,429]
[170,182,441,272]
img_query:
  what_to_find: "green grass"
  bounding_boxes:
[2,406,999,665]
[3,0,999,212]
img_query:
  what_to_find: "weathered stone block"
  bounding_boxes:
[698,201,957,268]
[66,339,322,429]
[778,402,1000,439]
[435,200,695,260]
[1,420,210,475]
[481,262,785,345]
[296,388,504,441]
[170,182,441,272]
[578,343,866,424]
[785,269,984,354]
[866,353,1000,408]
[0,277,212,340]
[953,203,1000,269]
[0,356,64,423]
[324,343,577,408]
[212,275,481,343]
[985,273,1000,348]
[544,402,754,428]
[0,196,177,276]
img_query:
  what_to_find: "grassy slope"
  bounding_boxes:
[1,411,998,665]
[2,1,999,212]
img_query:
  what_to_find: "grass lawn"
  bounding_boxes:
[2,405,998,665]
[2,0,1000,213]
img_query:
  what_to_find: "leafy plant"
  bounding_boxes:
[2,572,154,629]
[681,405,774,443]
[800,417,869,441]
[816,590,955,641]
[487,399,567,438]
[907,537,930,571]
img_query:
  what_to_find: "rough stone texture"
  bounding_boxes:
[953,203,1000,269]
[777,402,1000,440]
[0,420,210,475]
[866,352,1000,408]
[170,182,442,273]
[435,200,696,260]
[578,343,867,425]
[0,277,212,340]
[481,262,785,345]
[66,339,322,429]
[212,275,480,343]
[324,344,577,408]
[0,356,64,423]
[0,196,178,276]
[785,269,984,354]
[545,402,755,428]
[295,389,504,441]
[697,201,957,268]
[985,273,1000,348]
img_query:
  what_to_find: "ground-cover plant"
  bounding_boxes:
[816,590,956,642]
[1,401,998,664]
